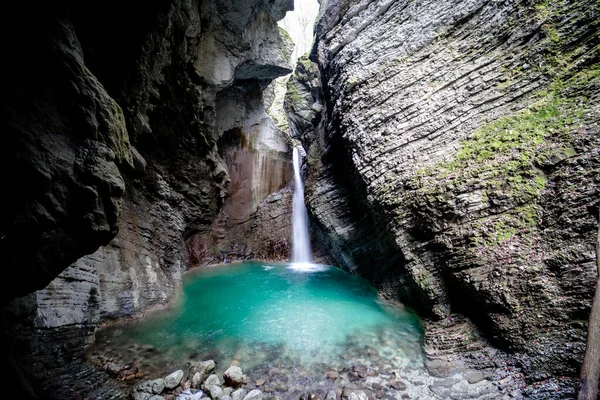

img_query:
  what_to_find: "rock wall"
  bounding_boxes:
[290,0,599,396]
[2,0,294,398]
[0,11,132,303]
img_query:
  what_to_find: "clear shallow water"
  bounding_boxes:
[92,262,424,381]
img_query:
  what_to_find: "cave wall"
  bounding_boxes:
[1,0,294,398]
[183,80,295,267]
[287,0,599,396]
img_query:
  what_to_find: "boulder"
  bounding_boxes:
[106,362,123,376]
[164,370,184,390]
[243,389,263,400]
[207,385,224,400]
[190,360,216,382]
[203,374,221,389]
[137,379,165,395]
[341,389,367,400]
[223,366,246,387]
[133,393,152,400]
[232,388,247,400]
[192,372,203,388]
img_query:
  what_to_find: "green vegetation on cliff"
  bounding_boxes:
[410,63,598,250]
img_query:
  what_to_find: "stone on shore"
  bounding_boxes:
[243,389,263,400]
[224,366,246,387]
[165,370,184,390]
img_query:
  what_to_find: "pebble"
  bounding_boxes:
[107,362,123,376]
[341,388,368,400]
[389,380,406,391]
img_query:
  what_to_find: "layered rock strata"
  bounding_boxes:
[287,0,600,396]
[2,0,294,398]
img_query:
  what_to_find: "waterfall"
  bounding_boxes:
[292,147,312,265]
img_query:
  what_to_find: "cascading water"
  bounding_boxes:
[292,147,312,267]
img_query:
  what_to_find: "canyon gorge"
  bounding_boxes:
[1,0,598,399]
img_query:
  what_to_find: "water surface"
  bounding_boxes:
[92,262,424,386]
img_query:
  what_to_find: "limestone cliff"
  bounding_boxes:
[287,0,600,397]
[1,0,294,398]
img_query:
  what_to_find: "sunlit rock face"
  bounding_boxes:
[194,0,294,86]
[296,0,599,396]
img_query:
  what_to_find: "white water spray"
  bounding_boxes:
[291,147,312,267]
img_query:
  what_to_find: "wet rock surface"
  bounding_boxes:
[2,0,598,399]
[286,0,600,397]
[84,326,524,400]
[1,0,294,398]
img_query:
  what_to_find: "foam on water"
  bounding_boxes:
[292,147,312,265]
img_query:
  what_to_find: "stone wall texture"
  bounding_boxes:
[286,0,599,397]
[2,0,294,398]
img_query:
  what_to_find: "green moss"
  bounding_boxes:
[107,98,133,167]
[415,268,433,291]
[405,63,598,248]
[278,27,292,42]
[298,54,313,71]
[284,79,306,107]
